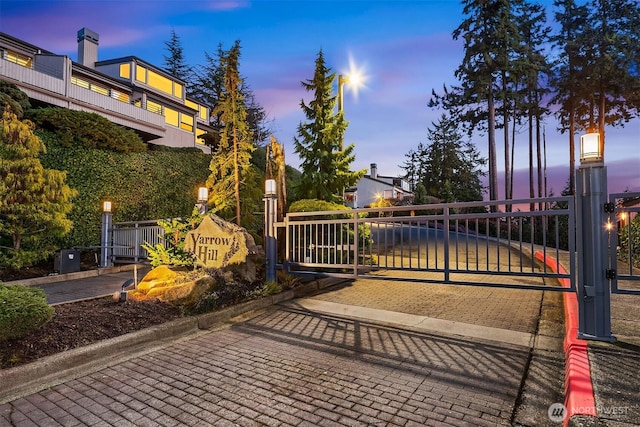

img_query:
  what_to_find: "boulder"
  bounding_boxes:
[129,266,215,306]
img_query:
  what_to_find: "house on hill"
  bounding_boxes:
[0,28,212,152]
[344,163,413,208]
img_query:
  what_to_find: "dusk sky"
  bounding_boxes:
[1,0,638,197]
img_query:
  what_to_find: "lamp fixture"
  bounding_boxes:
[198,187,208,203]
[580,131,602,164]
[265,179,276,196]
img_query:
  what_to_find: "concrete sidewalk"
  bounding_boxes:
[5,265,150,305]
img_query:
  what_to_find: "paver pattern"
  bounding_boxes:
[1,304,531,426]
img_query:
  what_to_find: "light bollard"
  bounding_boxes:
[100,201,113,268]
[575,132,615,342]
[264,179,277,283]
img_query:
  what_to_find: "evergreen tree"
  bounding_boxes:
[294,50,365,202]
[449,0,512,203]
[402,114,486,202]
[205,41,255,226]
[0,80,30,118]
[163,29,191,82]
[550,0,590,195]
[0,110,76,268]
[191,45,270,149]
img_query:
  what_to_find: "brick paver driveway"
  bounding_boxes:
[2,295,538,426]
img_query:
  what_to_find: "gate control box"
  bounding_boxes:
[55,249,81,274]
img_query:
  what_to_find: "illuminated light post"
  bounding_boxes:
[576,130,615,342]
[197,186,209,215]
[100,201,113,268]
[264,179,277,283]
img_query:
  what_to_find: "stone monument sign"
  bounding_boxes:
[185,214,257,270]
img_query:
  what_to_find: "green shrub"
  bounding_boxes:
[619,215,640,269]
[289,198,349,214]
[142,216,202,268]
[0,284,54,341]
[26,107,146,153]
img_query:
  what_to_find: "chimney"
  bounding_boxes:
[370,163,378,179]
[77,28,99,68]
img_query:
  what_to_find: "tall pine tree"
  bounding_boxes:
[294,49,365,202]
[205,41,255,226]
[163,29,191,82]
[402,114,486,203]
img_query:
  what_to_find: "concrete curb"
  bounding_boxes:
[0,276,348,404]
[534,252,597,426]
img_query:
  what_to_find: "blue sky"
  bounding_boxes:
[1,0,638,196]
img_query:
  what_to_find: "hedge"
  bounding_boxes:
[37,131,211,249]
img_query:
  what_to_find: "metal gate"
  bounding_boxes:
[108,220,164,265]
[608,192,640,295]
[276,196,576,292]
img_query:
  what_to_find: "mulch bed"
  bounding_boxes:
[1,297,181,369]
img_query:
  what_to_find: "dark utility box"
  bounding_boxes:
[55,249,81,274]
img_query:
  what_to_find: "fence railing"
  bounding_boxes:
[111,220,164,264]
[608,192,640,295]
[279,196,576,291]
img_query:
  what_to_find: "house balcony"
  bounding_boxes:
[1,57,166,140]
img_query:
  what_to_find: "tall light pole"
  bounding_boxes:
[337,71,363,150]
[337,74,349,150]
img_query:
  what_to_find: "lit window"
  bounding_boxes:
[148,69,173,95]
[180,114,193,132]
[119,63,130,79]
[135,64,146,83]
[185,99,197,110]
[112,91,130,103]
[174,83,183,98]
[91,84,109,96]
[146,100,162,115]
[199,106,208,121]
[71,76,90,89]
[6,50,32,68]
[196,128,206,145]
[164,107,179,126]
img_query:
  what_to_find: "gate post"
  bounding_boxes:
[100,201,113,268]
[264,179,278,283]
[575,132,615,342]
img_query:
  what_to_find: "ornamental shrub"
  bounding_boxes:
[0,284,54,341]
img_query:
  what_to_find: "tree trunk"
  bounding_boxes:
[234,127,240,226]
[502,76,511,207]
[488,84,498,208]
[529,114,534,212]
[536,114,543,212]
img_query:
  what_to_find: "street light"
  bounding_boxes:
[576,128,615,342]
[337,69,364,150]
